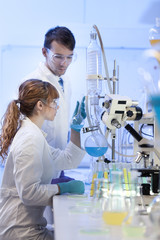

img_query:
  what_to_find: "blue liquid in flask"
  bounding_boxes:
[85,147,108,157]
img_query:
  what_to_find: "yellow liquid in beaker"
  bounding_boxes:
[150,39,160,46]
[102,211,127,225]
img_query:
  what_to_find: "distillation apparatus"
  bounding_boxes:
[84,25,119,162]
[83,25,143,163]
[83,25,160,195]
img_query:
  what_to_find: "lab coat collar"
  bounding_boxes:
[39,62,66,96]
[39,62,60,82]
[22,117,47,138]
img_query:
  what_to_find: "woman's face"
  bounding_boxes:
[43,99,59,121]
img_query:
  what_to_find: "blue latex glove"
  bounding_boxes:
[51,171,74,184]
[80,96,87,119]
[57,180,85,194]
[70,96,86,132]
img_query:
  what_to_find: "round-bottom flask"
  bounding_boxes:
[84,131,108,157]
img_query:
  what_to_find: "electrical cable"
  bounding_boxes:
[139,124,154,138]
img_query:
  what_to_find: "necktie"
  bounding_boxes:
[58,77,64,92]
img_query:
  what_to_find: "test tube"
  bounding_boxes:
[90,162,98,197]
[123,168,129,191]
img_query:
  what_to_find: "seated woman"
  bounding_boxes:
[0,79,86,240]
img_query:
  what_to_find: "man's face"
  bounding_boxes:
[43,41,74,77]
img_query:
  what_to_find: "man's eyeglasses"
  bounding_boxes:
[46,48,77,64]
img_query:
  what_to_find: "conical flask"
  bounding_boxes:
[122,204,146,239]
[102,171,129,226]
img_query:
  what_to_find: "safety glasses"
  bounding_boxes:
[41,98,59,110]
[50,99,59,109]
[46,48,77,64]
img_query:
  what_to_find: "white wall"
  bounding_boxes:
[0,0,159,166]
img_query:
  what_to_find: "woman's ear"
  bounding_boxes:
[36,100,43,111]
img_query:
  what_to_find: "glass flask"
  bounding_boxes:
[148,195,160,224]
[149,17,160,49]
[84,131,108,157]
[142,195,160,240]
[147,195,160,239]
[122,204,146,239]
[91,178,110,218]
[102,171,129,226]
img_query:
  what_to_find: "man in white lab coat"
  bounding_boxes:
[23,26,76,152]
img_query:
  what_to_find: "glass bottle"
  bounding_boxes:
[149,17,160,49]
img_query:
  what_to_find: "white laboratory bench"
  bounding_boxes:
[52,192,153,240]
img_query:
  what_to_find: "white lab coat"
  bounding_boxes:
[0,118,85,240]
[22,62,74,226]
[22,62,71,150]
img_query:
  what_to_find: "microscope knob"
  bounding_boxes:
[102,100,110,109]
[126,110,133,117]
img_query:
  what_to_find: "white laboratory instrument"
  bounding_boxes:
[101,94,142,130]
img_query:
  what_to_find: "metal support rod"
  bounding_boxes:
[111,130,116,162]
[113,59,116,94]
[111,60,117,161]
